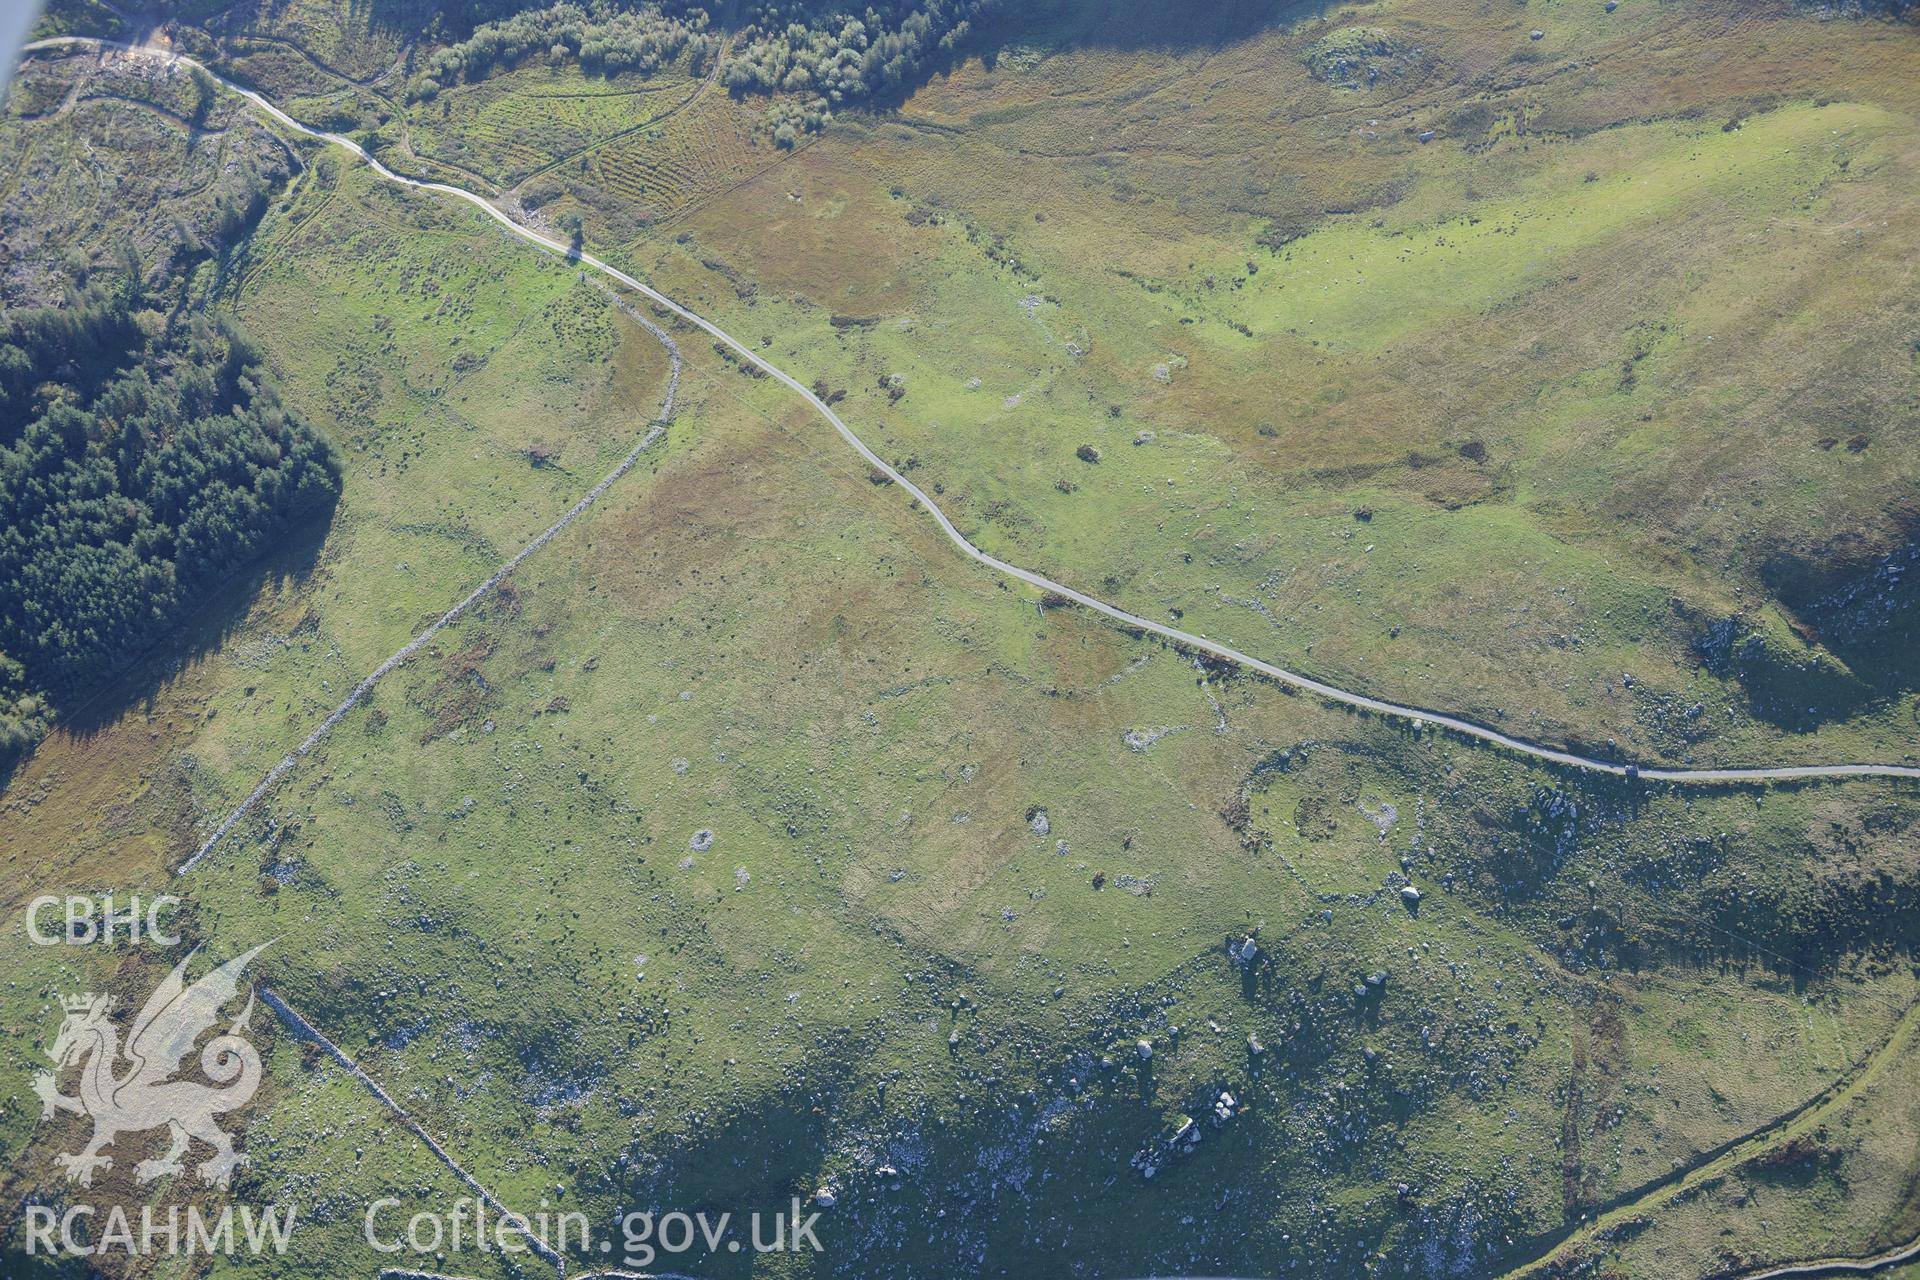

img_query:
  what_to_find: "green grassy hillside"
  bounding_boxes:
[2,2,1917,1277]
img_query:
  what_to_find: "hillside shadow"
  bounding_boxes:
[124,0,1325,128]
[0,506,338,791]
[1735,535,1920,732]
[1807,551,1920,701]
[588,1054,849,1278]
[843,0,1322,116]
[978,0,1325,56]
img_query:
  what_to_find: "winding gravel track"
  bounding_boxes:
[27,38,1920,848]
[1732,1236,1920,1280]
[22,36,1920,1280]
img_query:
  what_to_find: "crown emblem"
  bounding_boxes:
[37,943,270,1191]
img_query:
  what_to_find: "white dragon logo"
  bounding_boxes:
[32,942,271,1189]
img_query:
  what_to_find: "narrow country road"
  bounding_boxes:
[1734,1235,1920,1280]
[17,37,1920,1280]
[25,37,1920,824]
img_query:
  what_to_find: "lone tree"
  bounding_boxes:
[556,210,585,259]
[189,66,217,127]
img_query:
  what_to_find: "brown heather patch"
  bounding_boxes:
[681,145,938,314]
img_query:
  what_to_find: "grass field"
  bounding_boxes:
[3,1,1918,1277]
[623,0,1920,772]
[407,61,693,186]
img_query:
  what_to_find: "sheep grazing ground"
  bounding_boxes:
[3,0,1919,1277]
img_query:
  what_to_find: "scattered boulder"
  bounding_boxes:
[1302,26,1421,88]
